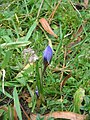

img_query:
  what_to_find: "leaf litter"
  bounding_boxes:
[30,111,87,120]
[0,0,89,119]
[39,18,58,38]
[15,47,38,78]
[23,47,39,64]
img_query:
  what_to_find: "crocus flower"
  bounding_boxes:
[41,45,53,83]
[35,86,39,97]
[43,45,53,67]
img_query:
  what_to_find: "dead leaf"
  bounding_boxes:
[13,107,18,120]
[15,48,39,78]
[0,106,18,120]
[30,111,87,120]
[36,99,41,109]
[20,93,32,103]
[39,18,58,38]
[23,47,38,64]
[84,0,88,8]
[74,88,85,113]
[73,21,86,38]
[67,21,86,54]
[60,74,72,89]
[68,36,81,48]
[25,97,32,103]
[0,106,8,111]
[53,66,71,73]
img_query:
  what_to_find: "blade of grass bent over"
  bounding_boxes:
[24,21,37,41]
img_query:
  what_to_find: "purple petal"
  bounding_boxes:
[35,89,39,96]
[43,45,53,64]
[35,86,39,97]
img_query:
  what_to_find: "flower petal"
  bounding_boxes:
[43,45,53,64]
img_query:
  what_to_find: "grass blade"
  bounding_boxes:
[0,88,13,99]
[13,87,22,120]
[25,21,37,41]
[1,50,12,69]
[0,41,31,48]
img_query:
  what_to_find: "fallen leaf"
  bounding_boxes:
[30,111,87,120]
[0,106,18,120]
[39,18,58,38]
[60,74,72,89]
[0,106,8,111]
[84,0,88,8]
[68,36,81,48]
[74,88,85,113]
[67,21,86,54]
[20,92,32,103]
[15,48,39,78]
[23,47,38,63]
[13,107,18,120]
[53,66,71,73]
[73,21,86,38]
[15,47,39,78]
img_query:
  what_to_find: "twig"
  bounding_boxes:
[37,0,44,19]
[48,0,62,23]
[60,74,72,90]
[60,47,67,91]
[20,104,31,120]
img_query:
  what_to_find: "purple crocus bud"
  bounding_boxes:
[43,45,53,66]
[35,86,39,97]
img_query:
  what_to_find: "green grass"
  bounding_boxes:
[0,0,90,119]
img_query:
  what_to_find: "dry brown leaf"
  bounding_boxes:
[25,97,32,103]
[53,66,71,73]
[39,18,58,38]
[15,48,38,78]
[84,0,88,8]
[67,21,86,54]
[73,21,86,38]
[0,106,18,120]
[68,36,81,48]
[13,107,18,120]
[60,74,72,89]
[20,93,32,103]
[67,37,81,55]
[0,106,8,111]
[30,111,87,120]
